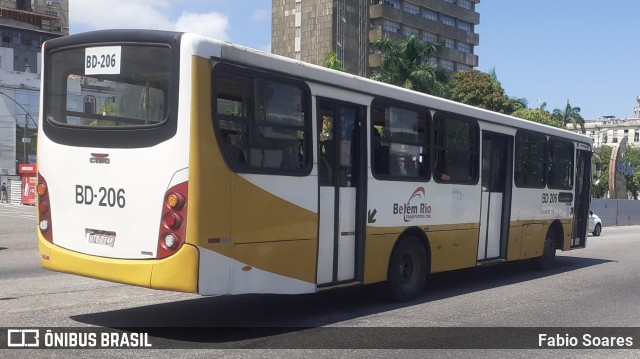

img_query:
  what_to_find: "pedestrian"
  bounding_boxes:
[1,182,7,203]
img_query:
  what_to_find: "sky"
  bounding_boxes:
[70,1,640,121]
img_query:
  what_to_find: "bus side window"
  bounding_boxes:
[433,113,479,184]
[221,131,246,165]
[370,101,428,180]
[213,66,311,175]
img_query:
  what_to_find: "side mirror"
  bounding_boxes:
[589,211,594,215]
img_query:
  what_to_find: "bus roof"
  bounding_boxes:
[49,30,592,147]
[196,34,592,146]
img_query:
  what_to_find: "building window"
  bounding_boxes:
[423,9,438,21]
[441,37,454,49]
[425,56,437,65]
[422,31,437,44]
[383,0,400,9]
[443,0,455,3]
[403,25,419,37]
[458,0,473,10]
[441,15,455,27]
[440,59,454,72]
[635,129,639,142]
[83,96,96,114]
[403,2,420,15]
[383,19,400,33]
[457,20,472,32]
[457,42,471,53]
[456,64,471,72]
[613,130,618,143]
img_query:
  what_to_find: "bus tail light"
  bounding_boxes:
[157,181,188,259]
[38,173,53,243]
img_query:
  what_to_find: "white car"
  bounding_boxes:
[588,211,602,236]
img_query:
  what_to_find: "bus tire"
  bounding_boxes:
[532,229,556,270]
[387,235,427,302]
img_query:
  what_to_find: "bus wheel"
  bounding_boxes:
[388,236,427,302]
[532,230,556,270]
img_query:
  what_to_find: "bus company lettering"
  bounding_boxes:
[393,187,432,222]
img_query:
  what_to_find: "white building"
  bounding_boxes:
[570,97,640,149]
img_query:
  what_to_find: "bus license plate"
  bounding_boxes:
[86,230,116,247]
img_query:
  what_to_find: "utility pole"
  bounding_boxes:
[23,114,28,164]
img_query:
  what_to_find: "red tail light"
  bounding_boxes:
[38,173,53,243]
[157,181,188,259]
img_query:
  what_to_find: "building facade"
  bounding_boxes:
[574,97,640,149]
[272,0,480,77]
[0,0,67,176]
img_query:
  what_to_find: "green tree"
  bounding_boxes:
[511,108,563,128]
[323,51,345,72]
[448,69,519,114]
[553,99,585,133]
[591,146,612,198]
[623,147,640,199]
[370,35,449,97]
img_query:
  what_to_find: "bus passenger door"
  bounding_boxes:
[572,148,591,247]
[478,132,513,262]
[316,99,366,286]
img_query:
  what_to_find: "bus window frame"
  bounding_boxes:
[370,98,431,182]
[211,62,313,177]
[431,111,480,185]
[547,136,575,190]
[514,129,548,189]
[42,34,181,149]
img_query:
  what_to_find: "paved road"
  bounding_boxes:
[1,203,639,358]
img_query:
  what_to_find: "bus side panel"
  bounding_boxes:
[187,55,232,254]
[561,221,573,251]
[363,231,397,284]
[190,55,317,289]
[230,240,317,292]
[506,223,523,261]
[230,174,318,284]
[519,223,545,259]
[427,226,479,273]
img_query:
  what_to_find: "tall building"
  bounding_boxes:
[0,0,68,176]
[272,0,479,77]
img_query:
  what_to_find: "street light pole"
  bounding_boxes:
[23,114,27,164]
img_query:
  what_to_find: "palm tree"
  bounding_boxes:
[370,35,449,97]
[553,100,585,133]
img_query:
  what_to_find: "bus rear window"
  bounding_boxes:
[46,45,172,128]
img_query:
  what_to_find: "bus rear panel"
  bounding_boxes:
[38,31,198,292]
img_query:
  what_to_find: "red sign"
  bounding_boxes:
[19,164,37,174]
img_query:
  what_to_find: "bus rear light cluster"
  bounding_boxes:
[38,173,54,243]
[157,181,188,259]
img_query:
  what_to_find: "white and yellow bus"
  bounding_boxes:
[37,30,592,301]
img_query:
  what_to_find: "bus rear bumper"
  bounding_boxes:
[38,234,199,293]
